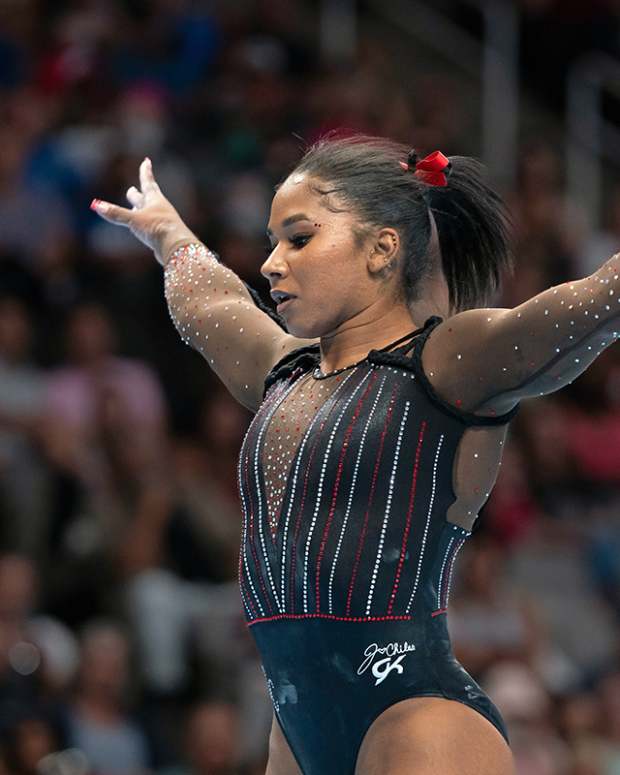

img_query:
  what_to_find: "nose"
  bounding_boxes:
[260,245,288,281]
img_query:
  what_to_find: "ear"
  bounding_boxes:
[367,228,400,276]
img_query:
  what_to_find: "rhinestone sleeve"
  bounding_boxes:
[163,242,309,411]
[420,252,620,415]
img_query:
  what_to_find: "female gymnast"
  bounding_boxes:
[92,135,619,775]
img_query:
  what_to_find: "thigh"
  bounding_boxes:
[265,714,303,775]
[355,697,515,775]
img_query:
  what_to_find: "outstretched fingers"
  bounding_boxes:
[139,157,160,196]
[91,157,155,224]
[90,157,181,258]
[126,186,144,209]
[90,199,133,226]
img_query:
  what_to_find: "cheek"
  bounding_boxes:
[292,232,362,299]
[309,255,349,298]
[320,237,358,274]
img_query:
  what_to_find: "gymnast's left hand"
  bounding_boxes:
[91,157,198,265]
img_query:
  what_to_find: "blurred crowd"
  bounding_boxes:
[0,1,619,774]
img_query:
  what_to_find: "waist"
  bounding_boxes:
[249,613,455,664]
[239,516,470,625]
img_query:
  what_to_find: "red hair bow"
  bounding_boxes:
[400,151,451,187]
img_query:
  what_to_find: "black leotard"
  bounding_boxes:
[238,318,517,775]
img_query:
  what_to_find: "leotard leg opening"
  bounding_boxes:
[254,617,508,775]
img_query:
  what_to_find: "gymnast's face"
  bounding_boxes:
[262,172,400,339]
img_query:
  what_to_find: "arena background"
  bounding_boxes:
[0,1,619,773]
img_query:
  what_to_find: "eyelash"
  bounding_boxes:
[291,234,311,249]
[265,234,312,254]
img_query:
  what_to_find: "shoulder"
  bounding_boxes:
[414,311,519,425]
[423,308,509,352]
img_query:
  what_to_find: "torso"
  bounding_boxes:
[236,318,515,623]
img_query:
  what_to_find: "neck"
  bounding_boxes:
[318,304,415,374]
[318,279,449,374]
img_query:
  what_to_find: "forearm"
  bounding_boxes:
[482,252,620,405]
[532,251,620,337]
[163,241,307,411]
[164,241,265,352]
[509,253,619,390]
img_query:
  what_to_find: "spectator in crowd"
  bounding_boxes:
[63,621,153,775]
[0,554,79,718]
[0,706,65,775]
[41,301,168,625]
[0,555,42,727]
[164,701,241,775]
[558,689,610,773]
[122,389,268,743]
[0,127,73,277]
[0,297,47,556]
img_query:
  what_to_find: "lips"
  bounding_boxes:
[270,289,297,313]
[270,289,296,304]
[276,297,295,314]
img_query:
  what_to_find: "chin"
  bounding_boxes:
[285,316,328,339]
[285,322,314,339]
[282,302,340,339]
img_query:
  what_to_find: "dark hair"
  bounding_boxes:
[290,133,512,312]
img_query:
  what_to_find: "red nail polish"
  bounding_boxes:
[90,199,100,210]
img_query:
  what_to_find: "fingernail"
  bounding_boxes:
[90,199,108,212]
[146,157,151,165]
[90,198,100,211]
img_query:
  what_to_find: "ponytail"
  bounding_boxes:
[425,156,512,311]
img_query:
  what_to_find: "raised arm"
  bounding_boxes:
[163,241,315,410]
[423,253,620,416]
[92,158,315,412]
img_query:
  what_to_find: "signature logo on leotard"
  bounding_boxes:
[357,641,416,686]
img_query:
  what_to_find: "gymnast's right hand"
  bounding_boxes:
[91,157,198,266]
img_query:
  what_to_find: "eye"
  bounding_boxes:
[290,234,311,249]
[264,234,311,255]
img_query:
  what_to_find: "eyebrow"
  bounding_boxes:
[266,213,312,237]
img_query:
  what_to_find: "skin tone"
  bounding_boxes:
[261,171,450,374]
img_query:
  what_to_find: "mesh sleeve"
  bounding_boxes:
[421,253,620,416]
[163,242,316,412]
